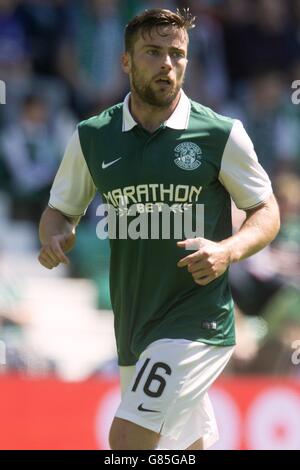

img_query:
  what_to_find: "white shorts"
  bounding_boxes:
[115,339,234,450]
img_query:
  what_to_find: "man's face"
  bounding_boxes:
[123,26,188,107]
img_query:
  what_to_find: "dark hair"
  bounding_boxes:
[125,8,195,53]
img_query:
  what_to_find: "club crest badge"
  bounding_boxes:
[174,142,202,171]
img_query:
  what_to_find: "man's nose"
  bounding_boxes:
[161,54,172,70]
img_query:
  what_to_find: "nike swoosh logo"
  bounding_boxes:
[101,157,122,169]
[138,403,160,413]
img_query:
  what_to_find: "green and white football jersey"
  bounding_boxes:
[49,91,273,365]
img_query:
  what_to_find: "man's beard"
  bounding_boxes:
[131,62,183,108]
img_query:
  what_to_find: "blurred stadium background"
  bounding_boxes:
[0,0,300,450]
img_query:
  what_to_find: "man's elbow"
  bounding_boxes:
[270,212,281,243]
[267,194,281,242]
[248,194,281,244]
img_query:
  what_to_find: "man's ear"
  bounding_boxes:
[121,52,131,74]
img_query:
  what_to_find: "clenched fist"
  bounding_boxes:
[38,232,76,269]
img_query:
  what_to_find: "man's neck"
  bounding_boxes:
[129,91,181,133]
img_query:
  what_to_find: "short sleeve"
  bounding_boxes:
[49,130,97,216]
[219,120,273,210]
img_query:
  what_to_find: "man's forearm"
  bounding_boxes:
[39,206,79,245]
[220,194,280,264]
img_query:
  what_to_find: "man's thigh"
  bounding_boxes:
[109,417,204,450]
[109,417,160,450]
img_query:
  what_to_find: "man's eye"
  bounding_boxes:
[147,49,159,55]
[172,52,184,58]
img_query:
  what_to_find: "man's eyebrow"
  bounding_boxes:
[142,44,163,49]
[142,44,186,53]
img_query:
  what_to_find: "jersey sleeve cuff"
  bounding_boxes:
[48,198,85,218]
[235,187,273,210]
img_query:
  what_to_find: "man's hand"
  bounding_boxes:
[177,238,231,286]
[38,232,76,269]
[38,207,79,270]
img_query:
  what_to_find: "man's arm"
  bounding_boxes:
[177,194,280,285]
[37,127,97,269]
[38,207,81,269]
[221,193,280,263]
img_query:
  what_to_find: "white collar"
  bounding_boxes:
[122,90,191,132]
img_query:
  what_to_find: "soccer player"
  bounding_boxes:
[38,9,280,450]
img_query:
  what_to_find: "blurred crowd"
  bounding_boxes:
[0,0,300,378]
